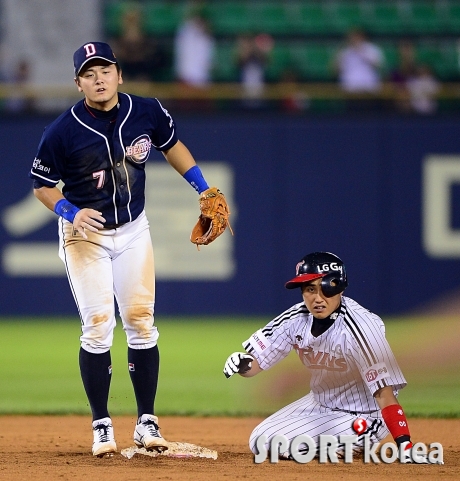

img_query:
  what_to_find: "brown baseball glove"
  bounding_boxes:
[190,187,233,249]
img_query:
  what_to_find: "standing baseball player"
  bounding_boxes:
[29,41,230,457]
[224,252,427,462]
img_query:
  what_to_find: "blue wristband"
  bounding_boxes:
[183,165,209,194]
[54,199,80,223]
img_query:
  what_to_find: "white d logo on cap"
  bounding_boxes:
[83,43,96,58]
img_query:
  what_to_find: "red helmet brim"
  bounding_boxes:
[285,273,325,289]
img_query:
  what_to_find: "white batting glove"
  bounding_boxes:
[223,352,254,379]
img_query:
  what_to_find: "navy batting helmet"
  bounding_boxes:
[285,252,348,297]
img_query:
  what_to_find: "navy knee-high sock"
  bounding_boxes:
[128,345,159,418]
[79,347,112,421]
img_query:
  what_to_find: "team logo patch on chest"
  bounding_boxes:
[125,134,152,163]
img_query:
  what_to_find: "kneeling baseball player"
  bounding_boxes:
[224,252,428,462]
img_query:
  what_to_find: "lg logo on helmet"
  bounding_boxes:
[319,263,343,273]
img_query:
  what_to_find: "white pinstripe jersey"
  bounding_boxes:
[243,296,407,414]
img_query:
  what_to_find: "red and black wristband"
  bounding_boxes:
[381,404,412,448]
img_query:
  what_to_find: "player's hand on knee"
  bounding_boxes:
[74,209,106,239]
[223,352,254,378]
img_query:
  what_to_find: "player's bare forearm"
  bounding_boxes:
[163,140,197,175]
[33,185,65,211]
[374,385,399,409]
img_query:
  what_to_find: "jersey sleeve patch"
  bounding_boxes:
[244,329,271,355]
[362,362,391,385]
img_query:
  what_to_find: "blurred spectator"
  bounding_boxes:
[236,33,274,109]
[390,40,417,85]
[390,40,418,113]
[174,7,215,87]
[4,59,35,113]
[335,29,384,93]
[406,65,440,115]
[279,68,309,113]
[110,7,168,81]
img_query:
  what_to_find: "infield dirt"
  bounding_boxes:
[0,416,458,480]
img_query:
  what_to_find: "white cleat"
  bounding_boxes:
[92,417,117,457]
[400,441,430,464]
[134,414,168,452]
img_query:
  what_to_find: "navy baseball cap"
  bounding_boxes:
[73,42,118,76]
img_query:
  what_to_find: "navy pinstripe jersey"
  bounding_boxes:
[29,92,177,226]
[243,296,407,413]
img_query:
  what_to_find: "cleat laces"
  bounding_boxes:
[94,423,111,443]
[142,419,160,437]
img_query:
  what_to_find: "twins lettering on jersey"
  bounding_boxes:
[294,345,347,371]
[125,134,152,163]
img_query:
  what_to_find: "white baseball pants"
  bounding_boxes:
[58,210,158,354]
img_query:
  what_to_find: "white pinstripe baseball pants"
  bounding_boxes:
[249,392,389,455]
